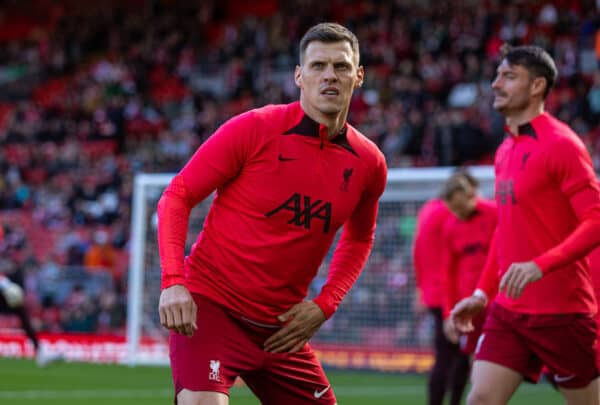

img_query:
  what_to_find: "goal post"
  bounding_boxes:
[126,166,495,367]
[127,173,177,366]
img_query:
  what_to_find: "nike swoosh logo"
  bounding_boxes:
[278,153,297,162]
[554,374,576,383]
[314,385,330,399]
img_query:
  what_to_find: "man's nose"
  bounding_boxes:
[322,64,337,81]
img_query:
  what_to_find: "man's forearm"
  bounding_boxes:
[157,176,193,289]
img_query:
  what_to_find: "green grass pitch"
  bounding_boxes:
[0,358,563,404]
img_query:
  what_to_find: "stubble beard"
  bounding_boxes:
[494,95,530,117]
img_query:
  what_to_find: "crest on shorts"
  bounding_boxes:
[209,360,221,382]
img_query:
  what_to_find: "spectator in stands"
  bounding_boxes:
[84,230,116,272]
[61,284,97,333]
[95,290,125,334]
[36,253,61,308]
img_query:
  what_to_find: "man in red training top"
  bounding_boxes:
[451,44,600,404]
[413,195,454,405]
[157,22,387,405]
[438,172,497,405]
[413,172,480,405]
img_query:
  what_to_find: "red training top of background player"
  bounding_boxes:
[491,112,600,315]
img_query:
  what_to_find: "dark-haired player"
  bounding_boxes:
[157,22,387,405]
[452,45,600,404]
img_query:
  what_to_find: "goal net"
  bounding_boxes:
[126,166,495,367]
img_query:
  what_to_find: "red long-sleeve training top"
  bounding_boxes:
[157,101,387,324]
[476,112,600,315]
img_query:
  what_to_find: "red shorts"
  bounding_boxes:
[459,310,486,354]
[475,302,598,389]
[169,294,335,404]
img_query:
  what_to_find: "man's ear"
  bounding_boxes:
[354,65,364,89]
[294,65,302,89]
[530,76,547,99]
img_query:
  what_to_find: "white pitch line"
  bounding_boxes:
[0,384,556,399]
[0,389,173,399]
[334,384,558,396]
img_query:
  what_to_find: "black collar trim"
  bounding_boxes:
[332,126,359,157]
[283,114,319,137]
[283,115,359,157]
[517,122,538,139]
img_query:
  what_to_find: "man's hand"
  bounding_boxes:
[499,261,542,299]
[0,278,24,308]
[264,301,326,353]
[158,284,197,337]
[451,295,486,333]
[443,318,459,344]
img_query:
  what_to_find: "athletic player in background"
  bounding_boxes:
[412,186,454,405]
[0,273,25,312]
[0,224,56,367]
[157,22,387,405]
[451,44,600,404]
[0,224,22,308]
[413,171,482,405]
[437,172,497,405]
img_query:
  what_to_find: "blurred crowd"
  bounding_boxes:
[0,0,600,340]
